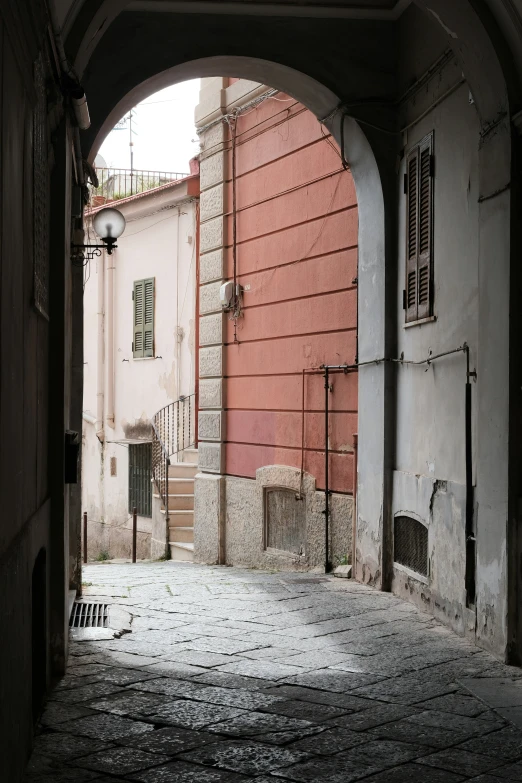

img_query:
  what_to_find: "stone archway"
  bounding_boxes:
[67,0,520,661]
[86,53,391,599]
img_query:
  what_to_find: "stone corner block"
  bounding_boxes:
[200,215,225,254]
[199,313,224,347]
[200,122,225,155]
[200,184,224,222]
[199,281,223,316]
[199,378,224,409]
[200,249,224,284]
[197,441,225,474]
[199,345,223,378]
[198,410,225,442]
[200,151,225,191]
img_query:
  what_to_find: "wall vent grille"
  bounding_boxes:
[69,602,109,628]
[394,515,428,577]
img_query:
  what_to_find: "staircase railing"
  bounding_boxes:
[151,394,196,511]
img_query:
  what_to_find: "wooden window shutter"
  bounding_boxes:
[133,280,144,357]
[405,147,419,323]
[417,134,433,320]
[143,278,155,357]
[404,133,434,323]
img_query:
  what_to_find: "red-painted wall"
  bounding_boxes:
[224,92,358,493]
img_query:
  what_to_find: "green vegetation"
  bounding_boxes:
[96,550,110,562]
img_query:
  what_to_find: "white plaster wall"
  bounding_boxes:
[396,84,479,484]
[82,186,197,559]
[392,83,479,625]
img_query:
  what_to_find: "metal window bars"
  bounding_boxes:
[151,394,195,512]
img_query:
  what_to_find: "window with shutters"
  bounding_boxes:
[404,133,434,324]
[128,443,152,517]
[133,278,155,357]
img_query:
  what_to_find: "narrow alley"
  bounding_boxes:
[27,562,522,782]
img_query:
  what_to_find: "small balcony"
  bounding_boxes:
[90,167,189,206]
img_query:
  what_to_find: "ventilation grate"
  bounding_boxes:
[394,516,428,577]
[69,602,109,628]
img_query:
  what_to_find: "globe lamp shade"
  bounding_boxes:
[93,207,126,242]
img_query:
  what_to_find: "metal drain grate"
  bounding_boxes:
[70,602,109,628]
[394,515,428,577]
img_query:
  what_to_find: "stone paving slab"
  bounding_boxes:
[25,561,522,782]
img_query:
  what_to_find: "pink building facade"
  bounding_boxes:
[194,78,358,570]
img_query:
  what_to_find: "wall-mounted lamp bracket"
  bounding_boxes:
[71,239,117,266]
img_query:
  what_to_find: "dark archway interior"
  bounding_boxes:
[2,1,522,779]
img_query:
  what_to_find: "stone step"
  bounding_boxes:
[182,448,198,465]
[169,541,194,562]
[169,462,198,479]
[167,494,194,511]
[168,510,194,527]
[169,526,194,544]
[166,477,194,494]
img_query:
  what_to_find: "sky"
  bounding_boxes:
[97,79,201,175]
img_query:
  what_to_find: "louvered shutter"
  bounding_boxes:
[133,280,144,358]
[405,147,419,323]
[143,278,155,357]
[417,135,433,320]
[405,133,434,323]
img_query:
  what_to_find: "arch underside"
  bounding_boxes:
[69,1,520,662]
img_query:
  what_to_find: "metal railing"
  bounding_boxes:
[90,167,189,206]
[151,394,195,511]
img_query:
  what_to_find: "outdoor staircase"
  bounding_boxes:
[151,394,196,562]
[166,448,197,562]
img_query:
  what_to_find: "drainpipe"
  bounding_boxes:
[176,207,181,398]
[106,249,115,429]
[96,251,105,442]
[352,433,358,575]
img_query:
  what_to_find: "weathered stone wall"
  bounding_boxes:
[195,465,352,571]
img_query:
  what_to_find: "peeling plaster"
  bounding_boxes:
[158,360,178,399]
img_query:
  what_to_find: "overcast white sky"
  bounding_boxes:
[97,79,201,174]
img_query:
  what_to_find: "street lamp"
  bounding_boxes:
[71,206,126,264]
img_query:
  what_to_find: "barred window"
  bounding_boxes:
[128,443,152,517]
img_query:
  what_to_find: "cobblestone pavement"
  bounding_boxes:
[26,562,522,782]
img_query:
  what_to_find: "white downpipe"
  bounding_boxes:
[96,252,105,442]
[106,249,115,429]
[176,208,181,399]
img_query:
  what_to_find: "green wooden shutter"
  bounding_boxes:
[143,277,155,357]
[133,280,144,357]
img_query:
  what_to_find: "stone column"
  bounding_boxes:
[194,78,228,563]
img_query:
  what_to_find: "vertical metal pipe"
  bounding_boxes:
[465,346,476,604]
[83,512,88,564]
[352,433,358,575]
[132,507,137,563]
[177,400,180,456]
[324,366,330,573]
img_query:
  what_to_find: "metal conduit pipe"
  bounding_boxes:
[96,252,105,442]
[106,250,115,429]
